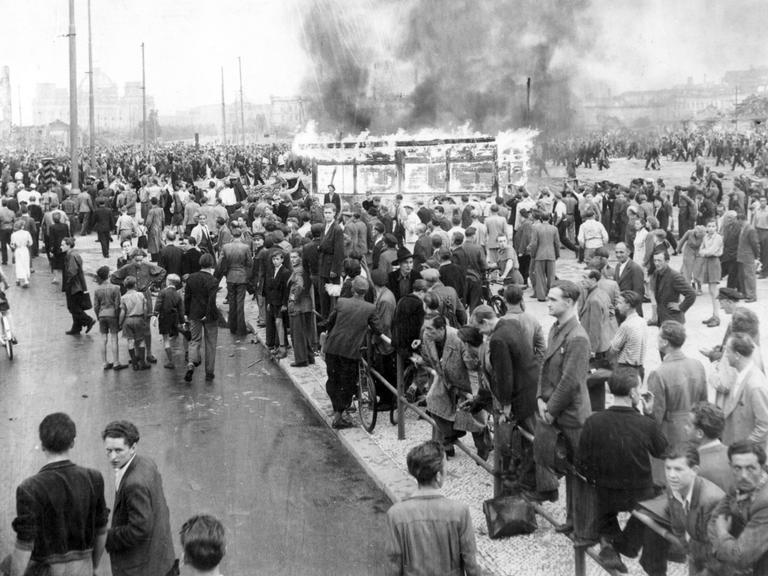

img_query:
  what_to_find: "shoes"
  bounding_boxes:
[65,329,81,335]
[103,362,113,370]
[184,367,194,382]
[146,354,158,364]
[113,363,129,371]
[555,522,574,535]
[476,447,491,462]
[85,318,96,334]
[331,417,354,429]
[705,317,721,327]
[444,445,456,458]
[598,545,628,573]
[276,347,288,359]
[522,488,559,503]
[746,298,757,303]
[164,362,175,369]
[205,372,215,381]
[10,336,17,345]
[290,361,308,367]
[376,402,394,412]
[646,320,659,327]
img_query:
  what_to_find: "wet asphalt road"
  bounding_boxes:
[0,263,390,575]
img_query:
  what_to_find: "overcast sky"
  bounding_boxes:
[2,0,767,124]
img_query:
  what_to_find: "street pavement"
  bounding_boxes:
[0,246,390,576]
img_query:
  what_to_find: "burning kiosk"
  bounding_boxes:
[294,129,536,200]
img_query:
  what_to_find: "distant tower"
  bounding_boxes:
[0,66,11,139]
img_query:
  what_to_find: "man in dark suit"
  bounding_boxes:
[92,198,115,258]
[102,420,176,576]
[538,280,591,535]
[215,226,253,336]
[322,184,341,215]
[650,251,696,325]
[613,242,646,316]
[386,249,419,301]
[318,203,345,319]
[158,230,185,278]
[323,276,381,429]
[184,253,219,382]
[528,212,560,302]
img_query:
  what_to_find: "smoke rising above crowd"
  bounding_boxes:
[297,0,594,134]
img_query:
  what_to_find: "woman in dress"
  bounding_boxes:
[677,224,705,292]
[10,220,33,288]
[287,250,315,367]
[632,217,648,265]
[695,219,724,327]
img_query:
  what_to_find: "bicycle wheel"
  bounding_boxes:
[490,295,507,317]
[357,363,377,433]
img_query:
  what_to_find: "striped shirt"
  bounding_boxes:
[610,312,646,366]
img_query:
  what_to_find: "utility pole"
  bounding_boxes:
[238,57,245,145]
[68,0,80,193]
[87,0,95,173]
[141,42,147,155]
[221,66,226,144]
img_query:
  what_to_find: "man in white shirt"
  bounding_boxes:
[721,333,768,447]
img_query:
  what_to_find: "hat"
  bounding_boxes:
[519,208,530,217]
[370,269,388,287]
[394,247,413,264]
[420,268,440,282]
[717,287,742,301]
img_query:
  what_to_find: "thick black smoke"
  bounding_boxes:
[298,0,593,134]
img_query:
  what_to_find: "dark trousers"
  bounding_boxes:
[723,260,740,289]
[79,212,91,235]
[65,292,93,332]
[738,260,757,299]
[226,282,248,335]
[265,303,288,348]
[532,260,555,300]
[429,412,491,455]
[465,276,482,312]
[289,312,314,365]
[557,221,578,252]
[518,254,531,285]
[373,351,396,405]
[318,276,338,319]
[96,230,111,258]
[561,426,581,526]
[189,319,218,375]
[325,352,359,413]
[758,229,768,274]
[0,229,10,264]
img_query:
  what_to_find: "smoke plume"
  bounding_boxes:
[298,0,594,134]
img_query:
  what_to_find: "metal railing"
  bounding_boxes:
[360,338,632,576]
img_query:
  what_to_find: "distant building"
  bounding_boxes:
[31,69,155,134]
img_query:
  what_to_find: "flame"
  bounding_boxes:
[292,121,539,187]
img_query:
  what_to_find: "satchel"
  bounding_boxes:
[80,291,93,310]
[483,495,537,539]
[532,416,571,475]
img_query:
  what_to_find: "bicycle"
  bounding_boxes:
[0,312,13,361]
[481,269,507,317]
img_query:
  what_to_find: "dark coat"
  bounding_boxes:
[92,206,115,233]
[263,265,291,307]
[318,221,345,278]
[392,293,425,357]
[438,262,466,302]
[157,244,184,278]
[105,455,175,576]
[487,317,539,421]
[652,266,696,324]
[324,297,380,360]
[184,269,219,321]
[386,268,420,301]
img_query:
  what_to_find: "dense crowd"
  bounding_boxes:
[2,137,768,575]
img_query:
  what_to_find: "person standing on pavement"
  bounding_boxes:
[537,280,591,535]
[61,237,96,335]
[753,195,768,277]
[153,274,185,370]
[94,265,128,370]
[317,203,345,319]
[158,230,185,278]
[579,269,614,369]
[736,211,760,302]
[1,413,109,576]
[92,198,115,259]
[649,251,696,326]
[384,441,481,576]
[215,226,252,336]
[111,248,167,363]
[527,211,560,302]
[119,275,151,371]
[184,253,219,382]
[614,242,645,317]
[102,420,177,576]
[287,249,315,368]
[323,276,381,429]
[0,198,15,266]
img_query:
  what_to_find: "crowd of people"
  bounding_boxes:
[2,135,768,575]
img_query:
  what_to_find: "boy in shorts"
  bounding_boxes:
[119,275,150,370]
[153,273,186,369]
[93,266,126,370]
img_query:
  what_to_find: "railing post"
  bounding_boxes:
[396,353,405,440]
[493,413,502,497]
[574,546,586,576]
